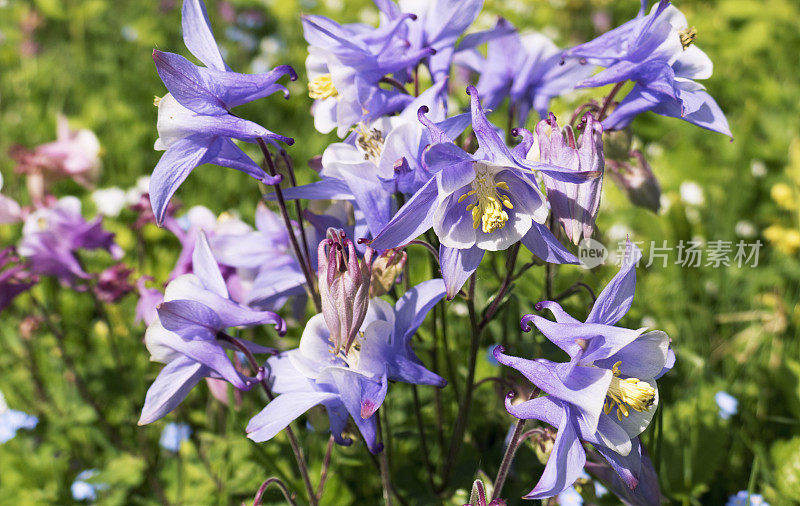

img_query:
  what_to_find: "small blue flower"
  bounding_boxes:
[726,490,769,506]
[71,470,108,502]
[715,391,738,420]
[160,422,192,452]
[0,393,38,443]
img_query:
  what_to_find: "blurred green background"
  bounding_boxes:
[1,0,799,504]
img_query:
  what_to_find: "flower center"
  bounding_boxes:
[604,361,656,420]
[457,165,513,234]
[308,74,338,100]
[356,125,384,163]
[679,27,697,50]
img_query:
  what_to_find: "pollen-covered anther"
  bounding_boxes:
[356,126,384,162]
[457,168,513,234]
[308,74,338,100]
[153,95,163,107]
[679,26,697,50]
[604,361,656,420]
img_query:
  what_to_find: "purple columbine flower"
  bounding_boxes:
[0,247,36,312]
[247,279,446,453]
[149,0,297,224]
[138,232,284,425]
[18,197,122,288]
[534,113,604,246]
[370,87,599,298]
[565,0,730,137]
[303,11,432,136]
[374,0,504,86]
[456,18,596,126]
[493,241,675,498]
[280,82,469,237]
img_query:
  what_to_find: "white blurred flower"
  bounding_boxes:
[641,316,657,329]
[92,187,127,217]
[735,220,757,238]
[680,181,705,206]
[645,143,664,159]
[607,223,633,241]
[750,160,767,178]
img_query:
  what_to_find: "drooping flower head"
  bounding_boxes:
[534,113,605,245]
[247,279,446,453]
[139,232,284,425]
[494,241,674,498]
[150,0,297,224]
[371,86,597,297]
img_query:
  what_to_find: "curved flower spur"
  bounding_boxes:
[493,240,675,499]
[370,86,601,298]
[149,0,297,224]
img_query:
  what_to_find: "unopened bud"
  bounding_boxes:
[317,228,373,353]
[369,249,406,297]
[608,150,662,213]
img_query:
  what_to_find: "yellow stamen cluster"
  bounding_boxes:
[356,126,384,162]
[604,361,656,420]
[153,95,162,107]
[679,27,697,50]
[308,74,338,100]
[457,166,513,234]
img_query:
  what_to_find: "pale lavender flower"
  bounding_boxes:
[150,0,296,224]
[138,233,284,425]
[247,279,446,453]
[494,241,674,498]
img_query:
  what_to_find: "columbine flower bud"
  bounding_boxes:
[369,248,406,298]
[317,228,373,353]
[536,113,604,245]
[608,150,662,213]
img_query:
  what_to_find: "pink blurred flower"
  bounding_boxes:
[11,115,101,205]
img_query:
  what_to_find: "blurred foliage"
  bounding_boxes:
[1,0,799,504]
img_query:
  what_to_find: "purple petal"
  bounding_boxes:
[182,0,228,71]
[493,348,610,432]
[393,278,447,342]
[192,232,227,298]
[246,391,339,442]
[504,393,564,428]
[466,86,515,165]
[439,244,484,300]
[586,239,641,325]
[370,176,438,250]
[150,134,213,225]
[524,406,586,499]
[521,221,579,264]
[139,357,206,425]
